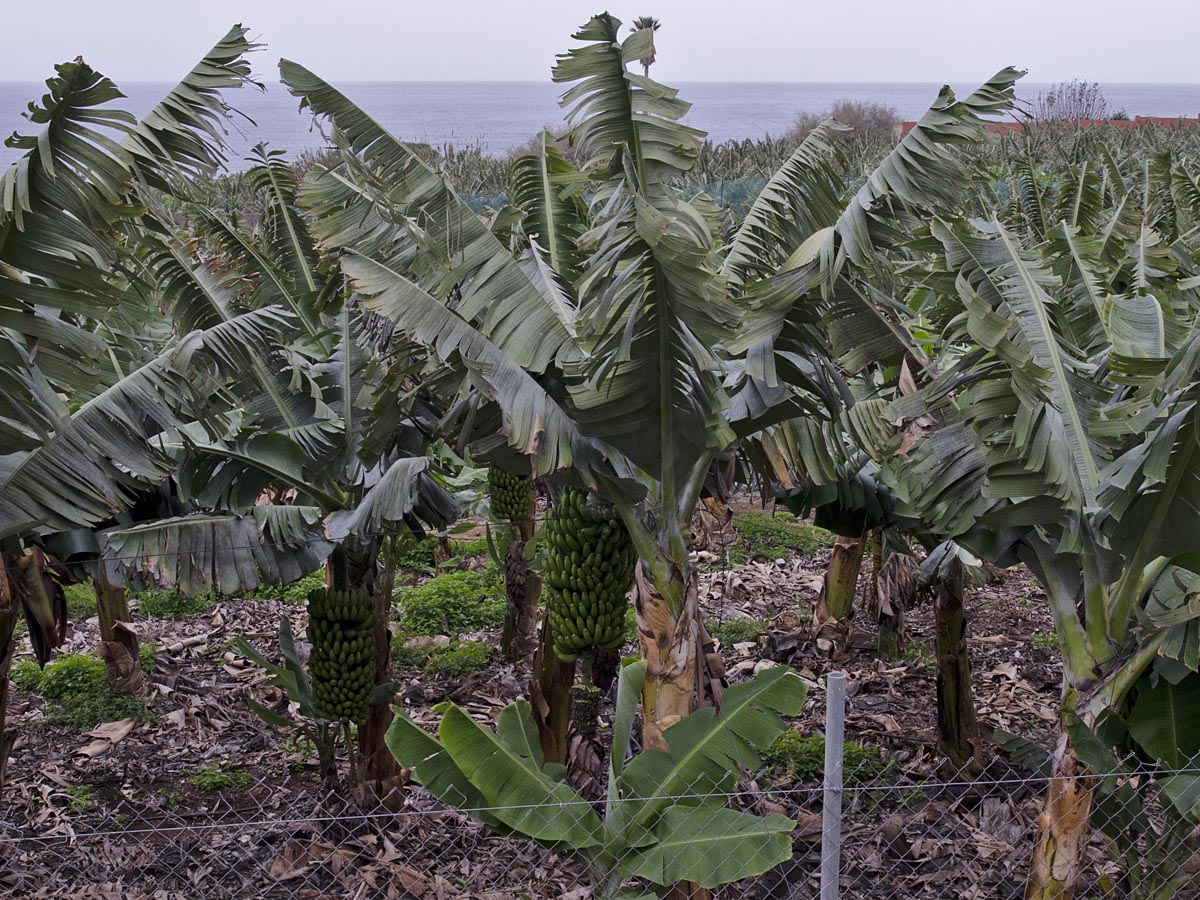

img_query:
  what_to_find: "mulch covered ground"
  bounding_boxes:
[1,517,1196,900]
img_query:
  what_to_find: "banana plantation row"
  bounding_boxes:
[2,14,1199,900]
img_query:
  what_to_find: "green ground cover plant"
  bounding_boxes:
[764,730,883,783]
[393,567,505,636]
[188,762,253,792]
[13,653,149,731]
[727,512,836,566]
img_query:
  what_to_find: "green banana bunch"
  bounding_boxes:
[488,467,533,523]
[306,587,375,725]
[542,489,637,662]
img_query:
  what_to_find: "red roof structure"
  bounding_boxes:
[897,115,1200,136]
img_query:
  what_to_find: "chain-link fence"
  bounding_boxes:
[2,526,1197,898]
[3,740,1197,897]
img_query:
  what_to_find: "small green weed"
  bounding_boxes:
[250,572,325,606]
[10,659,43,692]
[1030,632,1058,649]
[904,643,933,670]
[395,538,438,572]
[708,618,764,647]
[188,762,252,792]
[391,635,430,670]
[39,654,108,700]
[44,694,147,731]
[63,785,94,814]
[136,588,217,620]
[393,637,492,677]
[391,535,492,576]
[900,786,928,807]
[157,789,184,810]
[421,641,491,677]
[139,641,159,674]
[726,512,835,567]
[63,584,98,620]
[209,637,238,662]
[25,653,149,731]
[394,567,505,635]
[764,731,883,784]
[280,734,318,762]
[447,536,492,561]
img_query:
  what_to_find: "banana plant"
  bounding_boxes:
[91,145,461,785]
[278,14,1021,779]
[387,661,807,899]
[846,148,1200,895]
[0,26,261,784]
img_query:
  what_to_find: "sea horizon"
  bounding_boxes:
[4,79,1199,167]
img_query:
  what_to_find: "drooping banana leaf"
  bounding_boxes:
[620,805,795,889]
[101,511,332,597]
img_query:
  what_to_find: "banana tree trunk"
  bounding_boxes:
[501,517,538,661]
[634,556,719,900]
[634,561,705,750]
[566,678,604,799]
[693,458,736,553]
[693,495,734,553]
[815,530,867,655]
[1026,732,1095,900]
[876,551,916,660]
[530,614,575,764]
[0,555,17,789]
[877,603,905,659]
[933,559,979,771]
[519,500,575,766]
[0,620,13,790]
[95,572,143,695]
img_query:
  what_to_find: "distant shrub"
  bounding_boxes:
[25,653,148,731]
[394,567,505,636]
[422,641,491,677]
[188,762,252,792]
[727,512,835,566]
[1033,79,1111,122]
[764,731,883,783]
[708,618,765,647]
[63,583,98,620]
[785,100,897,146]
[136,588,216,620]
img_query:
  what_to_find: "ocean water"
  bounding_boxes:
[2,80,1199,168]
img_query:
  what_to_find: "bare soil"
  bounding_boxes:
[1,518,1195,900]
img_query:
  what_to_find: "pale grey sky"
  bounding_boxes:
[1,0,1197,85]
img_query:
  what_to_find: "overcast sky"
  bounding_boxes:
[1,0,1197,85]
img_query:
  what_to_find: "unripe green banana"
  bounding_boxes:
[488,466,534,523]
[542,489,636,662]
[306,587,375,724]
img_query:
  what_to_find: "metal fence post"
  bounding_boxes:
[820,670,847,900]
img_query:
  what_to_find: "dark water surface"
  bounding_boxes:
[2,80,1198,168]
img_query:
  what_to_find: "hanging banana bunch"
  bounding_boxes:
[488,467,534,525]
[541,489,636,663]
[490,465,538,660]
[306,587,375,725]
